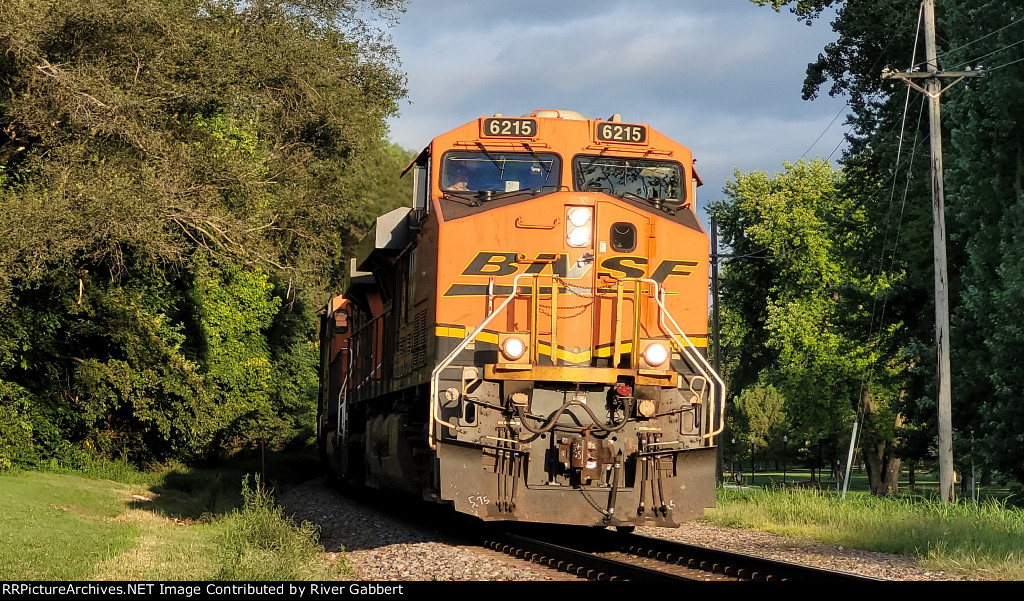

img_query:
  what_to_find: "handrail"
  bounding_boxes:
[647,280,726,441]
[336,358,351,439]
[427,273,725,448]
[348,307,388,340]
[514,217,558,229]
[429,272,533,449]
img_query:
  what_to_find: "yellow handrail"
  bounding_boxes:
[427,273,725,448]
[429,272,533,449]
[647,280,726,441]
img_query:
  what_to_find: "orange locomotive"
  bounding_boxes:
[318,109,724,529]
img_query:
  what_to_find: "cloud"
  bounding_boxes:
[384,0,848,213]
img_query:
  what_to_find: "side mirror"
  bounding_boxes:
[412,165,428,213]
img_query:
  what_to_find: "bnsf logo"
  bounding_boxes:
[461,252,697,282]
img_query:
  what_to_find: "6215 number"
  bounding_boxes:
[483,118,536,138]
[597,122,647,144]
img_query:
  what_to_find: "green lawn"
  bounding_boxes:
[0,471,142,579]
[709,467,1024,580]
[0,457,349,581]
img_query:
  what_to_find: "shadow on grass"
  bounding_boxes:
[132,448,324,522]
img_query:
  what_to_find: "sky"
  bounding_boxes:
[380,0,850,223]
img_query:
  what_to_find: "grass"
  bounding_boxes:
[0,470,142,579]
[220,475,350,580]
[0,453,352,581]
[709,469,1024,580]
[5,455,1023,581]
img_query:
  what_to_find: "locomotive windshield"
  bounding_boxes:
[573,156,685,209]
[442,151,560,194]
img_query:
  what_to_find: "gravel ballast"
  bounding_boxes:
[276,476,973,581]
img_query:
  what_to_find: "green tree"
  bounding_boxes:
[941,0,1024,481]
[711,159,906,493]
[732,381,788,464]
[0,0,409,466]
[756,0,1024,485]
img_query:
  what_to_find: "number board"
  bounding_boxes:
[596,122,648,145]
[482,118,537,138]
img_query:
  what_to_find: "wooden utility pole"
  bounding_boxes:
[882,0,984,503]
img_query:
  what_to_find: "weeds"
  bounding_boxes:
[710,485,1024,579]
[1,467,349,581]
[215,475,347,580]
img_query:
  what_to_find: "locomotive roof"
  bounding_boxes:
[402,109,703,186]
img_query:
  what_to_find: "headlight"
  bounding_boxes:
[566,206,592,248]
[567,226,592,247]
[500,336,527,361]
[567,206,592,227]
[641,341,670,367]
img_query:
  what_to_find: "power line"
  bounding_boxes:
[936,15,1024,63]
[844,2,926,497]
[800,103,849,160]
[986,54,1024,72]
[955,36,1024,69]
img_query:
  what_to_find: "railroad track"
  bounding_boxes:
[481,525,887,582]
[318,480,894,581]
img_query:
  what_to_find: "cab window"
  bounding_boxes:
[442,151,560,194]
[573,156,685,208]
[610,222,637,252]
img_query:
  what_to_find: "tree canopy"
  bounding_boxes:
[711,159,908,491]
[736,0,1024,489]
[0,0,412,468]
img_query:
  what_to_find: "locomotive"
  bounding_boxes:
[317,109,724,529]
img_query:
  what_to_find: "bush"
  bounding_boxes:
[215,475,342,580]
[0,383,36,470]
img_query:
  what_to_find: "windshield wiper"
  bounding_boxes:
[475,142,506,178]
[522,143,552,176]
[442,190,484,206]
[575,150,608,189]
[476,188,549,200]
[443,187,552,206]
